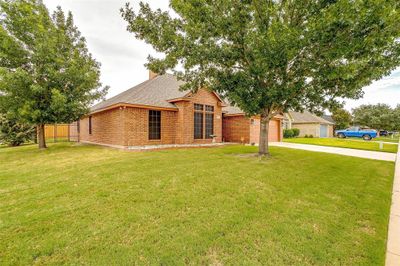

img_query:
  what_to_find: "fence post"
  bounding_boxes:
[68,124,70,142]
[54,124,57,143]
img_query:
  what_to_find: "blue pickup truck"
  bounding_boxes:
[335,127,377,140]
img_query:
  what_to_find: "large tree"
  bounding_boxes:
[352,104,394,131]
[122,0,400,156]
[393,104,400,131]
[0,0,107,149]
[331,108,352,130]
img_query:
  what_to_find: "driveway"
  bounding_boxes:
[271,142,397,162]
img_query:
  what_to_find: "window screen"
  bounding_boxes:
[149,110,161,140]
[88,116,92,135]
[194,112,203,139]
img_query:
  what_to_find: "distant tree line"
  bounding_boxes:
[332,104,400,131]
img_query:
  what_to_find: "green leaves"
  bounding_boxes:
[352,104,398,131]
[0,0,107,127]
[331,108,352,130]
[0,114,35,146]
[121,0,400,117]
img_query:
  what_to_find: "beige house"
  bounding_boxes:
[284,111,334,138]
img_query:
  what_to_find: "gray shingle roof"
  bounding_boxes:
[222,105,244,114]
[91,74,188,112]
[322,115,335,124]
[287,111,334,125]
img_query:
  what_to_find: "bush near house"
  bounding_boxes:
[292,128,300,137]
[283,129,294,138]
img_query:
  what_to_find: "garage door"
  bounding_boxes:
[320,125,328,138]
[249,118,281,144]
[268,119,280,142]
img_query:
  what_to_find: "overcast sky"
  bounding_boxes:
[43,0,400,111]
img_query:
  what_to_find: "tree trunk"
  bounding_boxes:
[38,124,47,149]
[258,114,270,157]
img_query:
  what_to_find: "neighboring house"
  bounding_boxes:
[322,114,335,124]
[70,71,282,148]
[71,72,225,148]
[284,111,334,138]
[222,106,283,144]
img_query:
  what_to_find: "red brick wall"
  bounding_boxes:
[77,89,223,147]
[79,108,125,146]
[123,107,178,146]
[222,115,251,143]
[175,89,223,144]
[223,115,282,144]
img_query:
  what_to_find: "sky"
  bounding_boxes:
[43,0,400,112]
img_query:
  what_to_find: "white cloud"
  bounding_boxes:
[345,68,400,110]
[43,0,400,109]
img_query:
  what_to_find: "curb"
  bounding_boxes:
[386,139,400,266]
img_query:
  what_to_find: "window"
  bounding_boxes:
[205,113,214,138]
[205,105,214,112]
[194,104,214,139]
[88,116,92,135]
[194,111,203,139]
[194,104,204,111]
[149,110,161,140]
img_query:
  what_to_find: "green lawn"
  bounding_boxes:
[0,143,394,265]
[375,136,400,143]
[284,137,398,153]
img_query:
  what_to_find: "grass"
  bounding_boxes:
[284,137,398,153]
[375,136,400,143]
[0,143,395,265]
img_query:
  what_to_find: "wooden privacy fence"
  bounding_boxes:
[44,123,79,142]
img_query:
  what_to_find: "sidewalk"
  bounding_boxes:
[271,142,396,162]
[386,140,400,265]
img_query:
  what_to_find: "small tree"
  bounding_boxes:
[122,0,400,156]
[331,108,352,130]
[353,104,394,131]
[0,114,35,146]
[0,0,107,149]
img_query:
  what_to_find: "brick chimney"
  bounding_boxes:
[149,70,158,80]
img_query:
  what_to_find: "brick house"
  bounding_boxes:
[70,72,283,148]
[222,106,283,144]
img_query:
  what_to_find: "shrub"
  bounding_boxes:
[304,134,309,138]
[283,129,294,138]
[0,115,35,146]
[309,134,314,138]
[292,128,300,137]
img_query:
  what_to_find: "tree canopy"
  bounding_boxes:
[122,0,400,155]
[0,114,35,146]
[393,105,400,131]
[0,0,107,148]
[352,103,396,130]
[331,108,352,130]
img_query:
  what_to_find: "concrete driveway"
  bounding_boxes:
[271,142,397,162]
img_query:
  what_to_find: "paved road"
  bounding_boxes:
[271,142,397,162]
